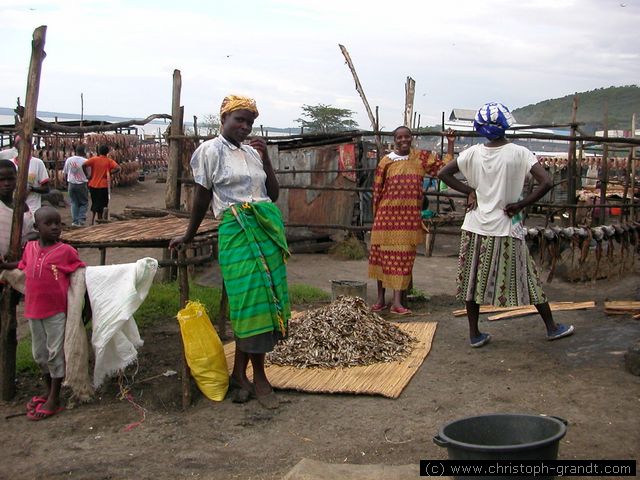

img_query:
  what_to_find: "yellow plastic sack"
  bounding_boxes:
[177,300,229,401]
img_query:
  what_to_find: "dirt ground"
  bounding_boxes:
[1,177,639,480]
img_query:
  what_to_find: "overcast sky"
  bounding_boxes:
[2,0,638,130]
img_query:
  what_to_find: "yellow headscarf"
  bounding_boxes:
[219,95,259,119]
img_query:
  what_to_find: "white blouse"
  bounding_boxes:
[190,136,271,218]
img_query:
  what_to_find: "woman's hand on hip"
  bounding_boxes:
[504,202,522,217]
[466,190,477,211]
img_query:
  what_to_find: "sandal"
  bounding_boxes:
[27,403,64,421]
[547,324,575,341]
[26,396,47,413]
[370,302,388,312]
[470,333,492,348]
[389,306,412,316]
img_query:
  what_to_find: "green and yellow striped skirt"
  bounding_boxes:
[218,202,291,345]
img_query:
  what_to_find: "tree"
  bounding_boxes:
[183,114,220,136]
[200,114,220,136]
[295,104,358,133]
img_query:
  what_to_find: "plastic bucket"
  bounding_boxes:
[330,280,367,301]
[433,413,567,480]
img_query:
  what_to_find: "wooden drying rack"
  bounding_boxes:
[62,215,218,266]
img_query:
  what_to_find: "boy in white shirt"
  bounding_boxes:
[62,145,89,226]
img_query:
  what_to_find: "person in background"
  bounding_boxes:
[368,126,454,315]
[0,206,85,420]
[0,139,19,160]
[615,157,628,184]
[170,95,289,410]
[62,144,89,226]
[83,144,121,225]
[0,159,36,261]
[585,158,599,187]
[438,102,574,348]
[8,135,50,213]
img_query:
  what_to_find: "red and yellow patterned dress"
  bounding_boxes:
[368,148,445,290]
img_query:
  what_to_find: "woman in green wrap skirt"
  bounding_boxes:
[170,95,289,409]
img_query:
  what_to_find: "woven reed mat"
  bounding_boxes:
[62,215,218,244]
[224,322,437,399]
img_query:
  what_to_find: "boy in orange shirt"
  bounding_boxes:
[83,145,121,224]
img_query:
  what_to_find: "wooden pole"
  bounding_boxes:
[338,44,385,164]
[27,113,171,134]
[630,113,636,220]
[567,94,578,225]
[599,105,609,225]
[435,112,445,216]
[1,25,47,401]
[338,45,377,131]
[404,76,415,127]
[164,69,182,210]
[193,115,198,137]
[178,249,191,409]
[375,106,381,161]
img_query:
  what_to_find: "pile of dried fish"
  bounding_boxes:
[267,296,417,368]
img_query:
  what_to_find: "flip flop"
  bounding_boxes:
[389,306,412,316]
[26,396,47,413]
[370,303,388,312]
[27,403,64,421]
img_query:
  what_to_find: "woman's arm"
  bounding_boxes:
[438,159,477,211]
[29,183,49,195]
[372,158,389,217]
[504,162,553,217]
[250,138,279,201]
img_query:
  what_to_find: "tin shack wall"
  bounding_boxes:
[273,143,358,239]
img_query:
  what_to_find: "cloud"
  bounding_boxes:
[1,0,638,128]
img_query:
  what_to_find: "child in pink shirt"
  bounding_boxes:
[0,206,84,420]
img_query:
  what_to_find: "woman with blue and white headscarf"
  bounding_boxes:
[438,102,574,348]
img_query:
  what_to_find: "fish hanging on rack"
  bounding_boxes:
[591,226,605,282]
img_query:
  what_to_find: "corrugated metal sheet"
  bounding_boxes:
[274,143,358,238]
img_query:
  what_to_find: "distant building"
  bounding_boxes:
[595,129,640,138]
[446,108,476,132]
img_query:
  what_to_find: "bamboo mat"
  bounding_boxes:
[224,322,437,399]
[62,215,218,243]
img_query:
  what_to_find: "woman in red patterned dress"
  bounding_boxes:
[368,127,454,315]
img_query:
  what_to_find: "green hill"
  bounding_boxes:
[512,85,640,133]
